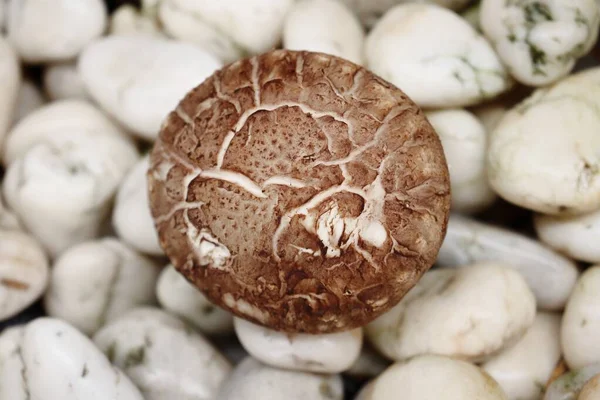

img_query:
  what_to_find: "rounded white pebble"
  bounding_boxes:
[535,209,600,264]
[6,0,108,63]
[109,4,163,37]
[562,266,600,370]
[2,99,130,166]
[544,363,600,400]
[2,134,138,257]
[426,109,496,213]
[579,374,600,400]
[487,67,600,215]
[44,238,161,335]
[43,61,89,101]
[438,214,579,310]
[0,37,20,153]
[12,79,45,125]
[156,264,233,335]
[365,3,511,109]
[482,313,562,400]
[234,317,362,373]
[93,307,232,400]
[0,230,49,321]
[283,0,365,65]
[158,0,295,63]
[113,155,163,256]
[480,0,600,86]
[10,318,143,399]
[356,355,507,400]
[365,263,536,362]
[0,325,27,400]
[79,35,222,140]
[216,356,343,400]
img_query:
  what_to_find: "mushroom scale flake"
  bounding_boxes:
[148,50,451,334]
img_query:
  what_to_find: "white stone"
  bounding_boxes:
[544,363,600,400]
[6,0,107,63]
[283,0,365,65]
[356,355,507,400]
[365,3,512,109]
[482,313,562,400]
[216,356,344,400]
[113,155,163,256]
[487,66,600,215]
[12,79,45,125]
[425,108,496,214]
[562,266,600,370]
[158,0,295,63]
[3,99,130,166]
[0,318,144,400]
[234,317,362,373]
[0,37,20,153]
[365,263,536,362]
[437,214,579,311]
[0,230,48,321]
[579,374,600,400]
[93,307,232,400]
[2,134,138,257]
[109,4,163,37]
[44,238,161,335]
[480,0,600,86]
[156,264,233,335]
[534,208,600,263]
[79,35,222,140]
[344,342,391,379]
[43,61,89,101]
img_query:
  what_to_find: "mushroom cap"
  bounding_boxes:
[148,50,451,333]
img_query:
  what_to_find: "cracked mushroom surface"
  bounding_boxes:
[148,50,451,333]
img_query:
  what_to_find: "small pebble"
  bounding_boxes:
[356,354,507,400]
[93,307,232,400]
[156,264,234,335]
[79,35,222,140]
[12,79,46,124]
[0,230,49,321]
[234,317,362,373]
[0,37,20,152]
[578,374,600,400]
[109,4,163,37]
[0,317,143,400]
[43,61,89,101]
[365,263,536,362]
[480,0,600,86]
[113,155,163,256]
[482,313,562,400]
[425,108,496,213]
[44,238,161,335]
[216,356,343,400]
[283,0,364,65]
[544,363,600,400]
[437,214,579,310]
[562,266,600,370]
[158,0,295,63]
[6,0,108,63]
[535,209,600,264]
[366,3,511,108]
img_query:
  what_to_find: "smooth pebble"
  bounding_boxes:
[12,79,46,124]
[562,266,600,370]
[366,263,536,362]
[156,264,233,335]
[578,374,600,400]
[216,356,343,400]
[426,108,496,213]
[43,61,89,101]
[0,37,20,152]
[6,0,107,62]
[544,363,600,400]
[366,3,511,108]
[437,214,579,310]
[109,4,163,37]
[93,307,232,400]
[482,313,562,400]
[0,230,49,321]
[79,35,222,140]
[44,238,161,335]
[234,317,362,373]
[283,0,364,65]
[356,354,507,400]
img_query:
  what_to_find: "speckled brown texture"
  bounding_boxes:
[148,50,451,333]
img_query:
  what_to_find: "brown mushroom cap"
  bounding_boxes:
[148,50,451,334]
